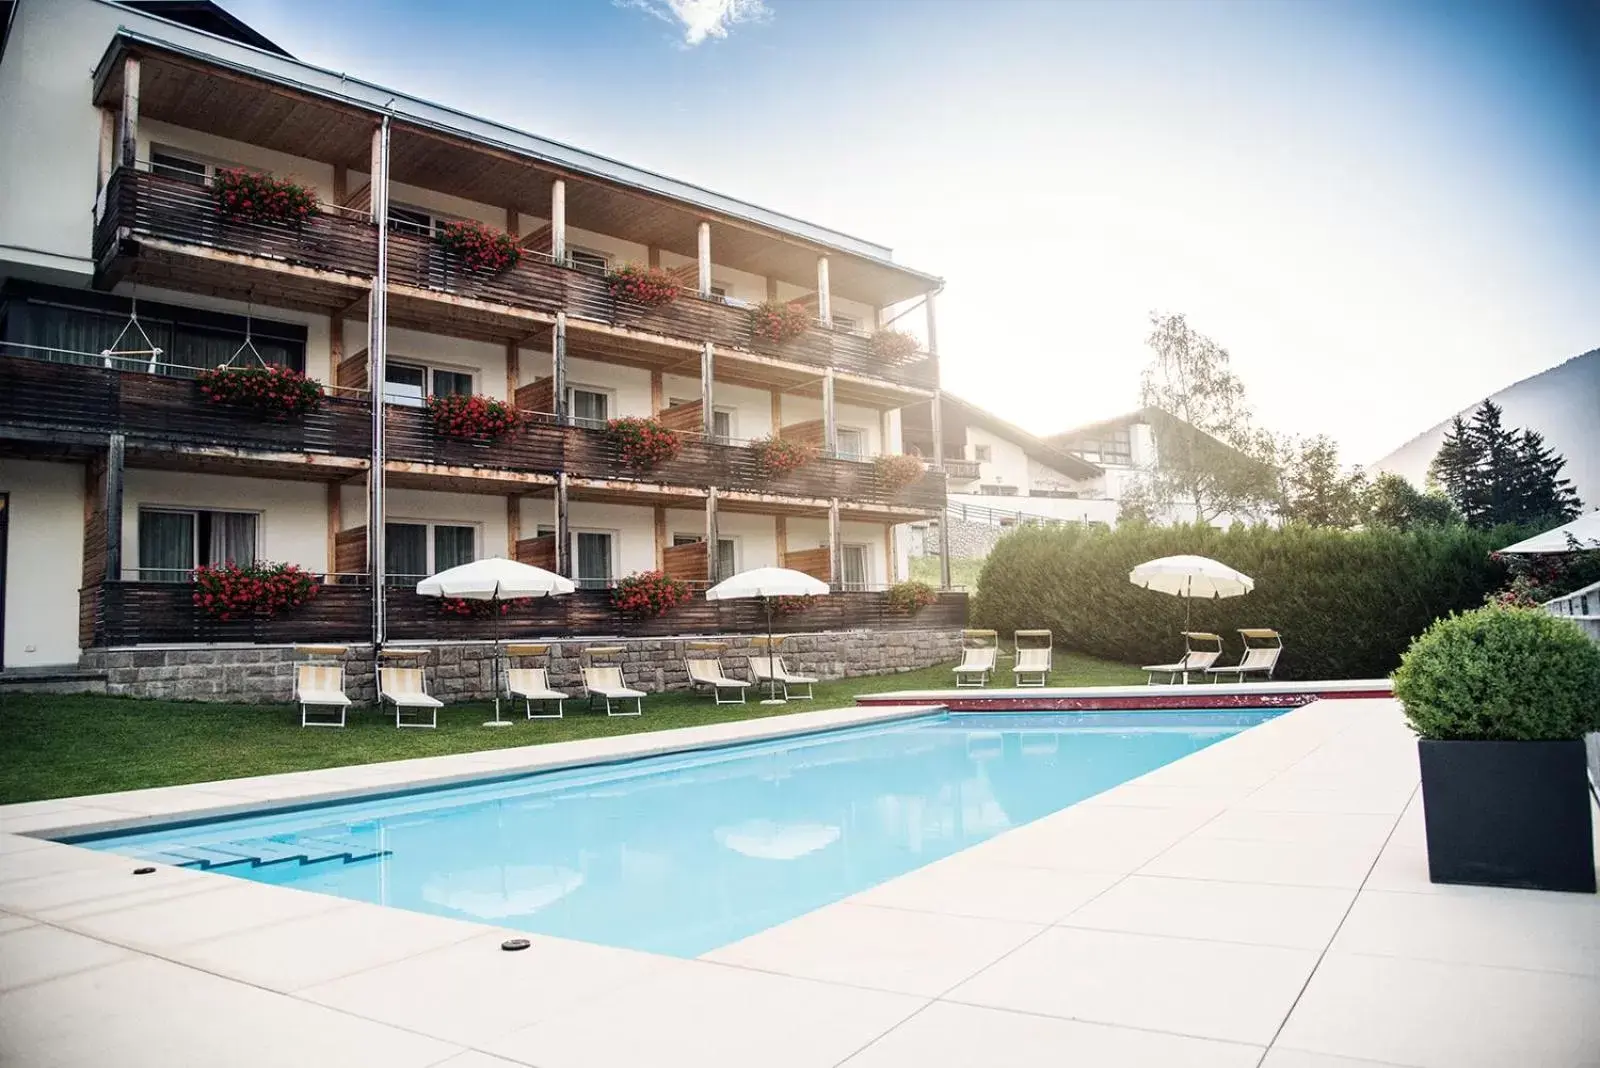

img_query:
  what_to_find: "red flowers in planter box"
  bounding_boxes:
[607,264,680,307]
[436,597,518,618]
[435,220,522,274]
[886,580,938,615]
[427,393,519,442]
[192,562,320,621]
[197,364,324,416]
[607,417,681,470]
[612,570,691,617]
[750,301,812,344]
[213,168,320,225]
[749,436,818,477]
[873,453,927,493]
[774,594,816,616]
[870,329,922,363]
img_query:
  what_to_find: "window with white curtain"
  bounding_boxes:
[568,387,611,428]
[136,508,258,581]
[385,522,476,583]
[835,428,866,460]
[574,532,614,589]
[840,544,869,591]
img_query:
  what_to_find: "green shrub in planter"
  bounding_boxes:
[1393,606,1600,741]
[1393,605,1600,892]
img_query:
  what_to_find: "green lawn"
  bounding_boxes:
[0,653,1142,804]
[909,556,985,592]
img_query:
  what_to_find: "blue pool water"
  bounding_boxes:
[80,710,1277,956]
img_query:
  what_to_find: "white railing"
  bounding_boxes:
[1543,579,1600,643]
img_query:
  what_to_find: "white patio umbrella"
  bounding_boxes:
[1498,511,1600,554]
[1129,554,1255,630]
[416,558,576,727]
[706,566,830,705]
[714,819,841,861]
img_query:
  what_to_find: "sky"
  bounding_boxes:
[227,0,1600,464]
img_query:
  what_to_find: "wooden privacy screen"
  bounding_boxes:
[783,547,830,582]
[515,377,554,414]
[515,534,557,570]
[333,526,367,577]
[656,400,703,434]
[661,540,708,581]
[335,352,368,392]
[779,420,826,449]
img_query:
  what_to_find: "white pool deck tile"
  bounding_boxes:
[0,696,1597,1067]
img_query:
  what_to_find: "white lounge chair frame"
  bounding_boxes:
[580,648,644,716]
[686,646,749,705]
[503,644,566,718]
[1012,630,1053,687]
[1144,631,1224,685]
[1207,629,1283,682]
[294,651,351,728]
[953,629,998,688]
[747,655,817,700]
[379,665,444,728]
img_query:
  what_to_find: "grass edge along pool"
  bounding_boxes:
[76,708,1281,957]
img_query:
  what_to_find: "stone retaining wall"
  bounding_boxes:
[79,627,964,705]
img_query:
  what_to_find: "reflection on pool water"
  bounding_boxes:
[82,710,1278,956]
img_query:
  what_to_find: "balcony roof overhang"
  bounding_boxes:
[90,24,942,307]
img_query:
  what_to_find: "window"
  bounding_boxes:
[137,508,258,581]
[1102,428,1133,465]
[567,248,610,275]
[673,534,736,581]
[840,544,869,591]
[835,428,866,460]
[574,532,614,589]
[387,205,435,237]
[709,285,728,300]
[384,361,474,407]
[386,522,476,582]
[568,387,611,428]
[830,314,858,333]
[150,148,209,186]
[974,444,993,462]
[979,484,1018,497]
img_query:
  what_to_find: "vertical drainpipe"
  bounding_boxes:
[927,289,951,590]
[368,114,391,647]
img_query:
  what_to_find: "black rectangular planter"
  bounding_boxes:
[1418,739,1596,893]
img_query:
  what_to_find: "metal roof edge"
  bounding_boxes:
[88,5,940,284]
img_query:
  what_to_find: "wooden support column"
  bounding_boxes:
[551,179,566,262]
[333,165,348,205]
[555,474,571,576]
[925,289,940,358]
[505,340,520,401]
[932,391,951,589]
[552,312,568,424]
[119,56,140,168]
[822,368,837,455]
[507,495,521,557]
[700,342,715,439]
[326,482,340,579]
[647,247,661,269]
[884,524,896,584]
[705,488,720,582]
[816,256,832,325]
[105,434,125,582]
[696,221,712,297]
[97,108,115,192]
[766,277,779,302]
[827,497,842,587]
[650,370,663,415]
[653,506,667,570]
[775,515,788,566]
[504,205,518,235]
[770,391,783,435]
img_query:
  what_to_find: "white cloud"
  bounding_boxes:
[616,0,771,46]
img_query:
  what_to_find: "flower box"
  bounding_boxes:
[607,264,679,308]
[196,364,324,416]
[870,329,922,363]
[774,594,817,616]
[607,417,681,470]
[886,581,938,615]
[750,301,811,344]
[749,436,818,477]
[435,220,522,274]
[873,453,926,493]
[612,571,691,617]
[213,168,320,226]
[427,394,519,442]
[192,562,319,621]
[436,597,516,618]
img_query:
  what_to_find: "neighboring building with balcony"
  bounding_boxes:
[0,0,963,682]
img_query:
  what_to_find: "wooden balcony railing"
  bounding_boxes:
[942,459,982,480]
[383,406,946,511]
[94,166,379,280]
[85,581,968,646]
[0,351,371,459]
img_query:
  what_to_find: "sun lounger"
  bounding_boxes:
[295,663,351,728]
[1207,629,1283,682]
[747,655,817,700]
[686,657,750,704]
[1012,631,1054,687]
[378,666,444,728]
[953,646,997,687]
[506,667,568,719]
[582,665,645,716]
[1144,631,1224,685]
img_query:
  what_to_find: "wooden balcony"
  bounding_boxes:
[383,406,947,513]
[86,581,968,646]
[942,459,982,481]
[0,351,370,475]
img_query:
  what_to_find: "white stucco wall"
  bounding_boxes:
[123,470,329,575]
[565,357,652,419]
[966,426,1032,493]
[388,327,509,401]
[0,458,85,668]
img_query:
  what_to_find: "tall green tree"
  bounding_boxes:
[1427,401,1583,528]
[1365,472,1459,530]
[1277,435,1368,528]
[1136,312,1279,522]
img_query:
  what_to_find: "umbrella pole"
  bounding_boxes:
[760,595,784,705]
[484,589,512,728]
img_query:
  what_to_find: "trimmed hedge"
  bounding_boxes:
[972,523,1525,680]
[1393,606,1600,740]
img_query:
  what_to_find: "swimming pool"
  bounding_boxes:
[77,710,1278,957]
